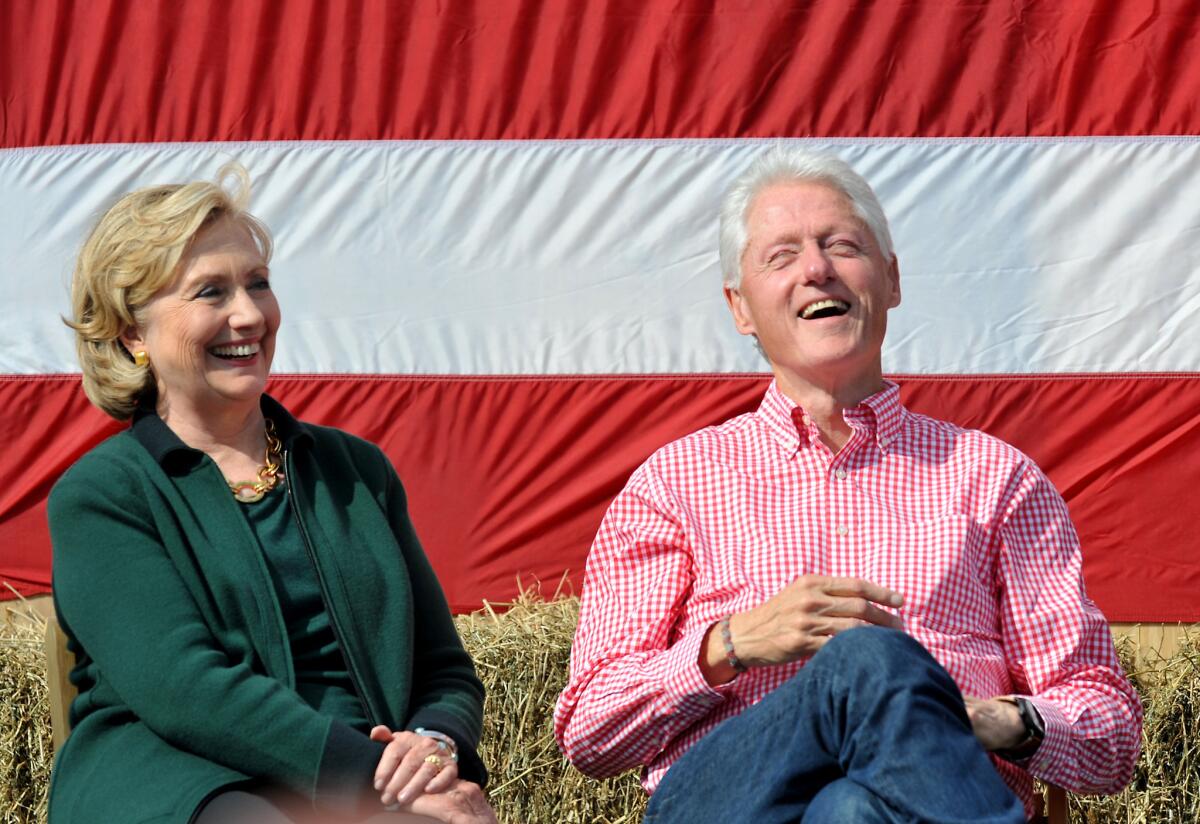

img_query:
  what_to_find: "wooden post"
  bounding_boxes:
[43,615,78,753]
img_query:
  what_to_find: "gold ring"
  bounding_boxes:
[423,754,443,770]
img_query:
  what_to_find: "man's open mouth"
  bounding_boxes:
[800,299,851,320]
[209,342,260,361]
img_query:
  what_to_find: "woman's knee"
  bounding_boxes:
[192,790,298,824]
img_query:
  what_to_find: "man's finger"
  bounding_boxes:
[812,593,904,629]
[820,576,905,608]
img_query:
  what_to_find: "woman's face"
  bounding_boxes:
[122,217,279,417]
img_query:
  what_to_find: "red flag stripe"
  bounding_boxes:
[5,373,1198,621]
[5,0,1200,148]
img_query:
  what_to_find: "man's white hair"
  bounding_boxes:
[718,147,895,288]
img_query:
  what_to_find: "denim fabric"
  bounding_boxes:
[643,627,1026,824]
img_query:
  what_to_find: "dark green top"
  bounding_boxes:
[241,480,369,732]
[48,396,486,824]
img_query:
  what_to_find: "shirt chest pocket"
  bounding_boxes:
[864,515,998,636]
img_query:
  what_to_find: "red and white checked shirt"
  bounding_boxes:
[554,380,1142,817]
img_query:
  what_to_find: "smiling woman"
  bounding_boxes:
[49,166,497,824]
[66,166,275,422]
[118,216,280,432]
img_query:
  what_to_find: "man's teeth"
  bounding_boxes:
[800,299,851,320]
[210,343,259,358]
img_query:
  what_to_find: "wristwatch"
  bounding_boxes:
[995,696,1046,763]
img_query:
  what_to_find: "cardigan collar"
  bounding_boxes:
[129,394,313,472]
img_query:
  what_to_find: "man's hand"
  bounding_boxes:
[702,575,905,684]
[963,696,1025,751]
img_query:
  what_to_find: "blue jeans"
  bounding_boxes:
[643,627,1025,824]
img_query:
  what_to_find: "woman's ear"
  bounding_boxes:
[119,325,146,359]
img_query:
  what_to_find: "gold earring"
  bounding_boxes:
[133,350,150,367]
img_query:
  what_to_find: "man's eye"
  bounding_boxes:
[768,250,797,267]
[828,240,859,255]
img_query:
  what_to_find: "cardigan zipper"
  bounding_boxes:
[283,447,380,727]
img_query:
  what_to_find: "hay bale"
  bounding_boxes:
[1068,629,1200,823]
[1,590,1196,824]
[455,593,647,824]
[0,603,51,824]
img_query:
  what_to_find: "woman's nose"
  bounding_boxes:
[229,288,265,328]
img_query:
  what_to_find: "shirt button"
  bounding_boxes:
[835,525,848,536]
[801,415,811,426]
[834,469,848,480]
[879,437,890,448]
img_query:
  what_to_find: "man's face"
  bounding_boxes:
[725,181,900,392]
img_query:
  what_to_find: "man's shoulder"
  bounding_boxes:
[901,409,1035,473]
[641,409,764,473]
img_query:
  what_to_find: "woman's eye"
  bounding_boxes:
[195,285,222,299]
[250,277,271,291]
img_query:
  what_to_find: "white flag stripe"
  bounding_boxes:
[4,138,1198,376]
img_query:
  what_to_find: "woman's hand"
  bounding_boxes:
[370,726,458,807]
[402,780,498,824]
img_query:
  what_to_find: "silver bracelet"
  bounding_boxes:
[414,727,460,762]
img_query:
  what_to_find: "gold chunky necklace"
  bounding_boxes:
[228,419,283,504]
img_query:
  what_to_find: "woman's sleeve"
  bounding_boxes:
[49,456,384,816]
[382,462,488,786]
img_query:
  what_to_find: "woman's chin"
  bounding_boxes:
[203,373,271,406]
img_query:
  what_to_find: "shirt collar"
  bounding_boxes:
[756,379,907,455]
[129,394,312,472]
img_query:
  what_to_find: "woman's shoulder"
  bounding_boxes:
[300,420,386,460]
[52,430,144,495]
[296,421,394,482]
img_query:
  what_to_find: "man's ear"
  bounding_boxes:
[724,285,757,336]
[887,255,902,308]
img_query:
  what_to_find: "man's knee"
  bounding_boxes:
[812,626,934,678]
[804,778,897,824]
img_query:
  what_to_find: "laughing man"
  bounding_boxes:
[554,148,1142,823]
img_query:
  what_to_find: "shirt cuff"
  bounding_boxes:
[1020,695,1070,776]
[654,621,739,713]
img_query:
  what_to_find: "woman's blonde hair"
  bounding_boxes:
[66,164,273,420]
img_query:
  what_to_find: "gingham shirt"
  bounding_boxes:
[554,380,1142,817]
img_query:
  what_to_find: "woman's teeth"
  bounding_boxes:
[210,343,259,359]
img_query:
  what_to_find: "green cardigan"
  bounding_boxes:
[48,396,486,823]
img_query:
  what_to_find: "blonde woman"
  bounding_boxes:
[49,168,496,824]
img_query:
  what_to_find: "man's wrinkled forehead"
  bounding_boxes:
[745,181,878,248]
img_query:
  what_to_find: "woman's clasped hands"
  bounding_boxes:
[370,727,497,824]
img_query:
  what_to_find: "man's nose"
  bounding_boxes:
[798,247,835,284]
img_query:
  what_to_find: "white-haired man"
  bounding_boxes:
[554,148,1142,823]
